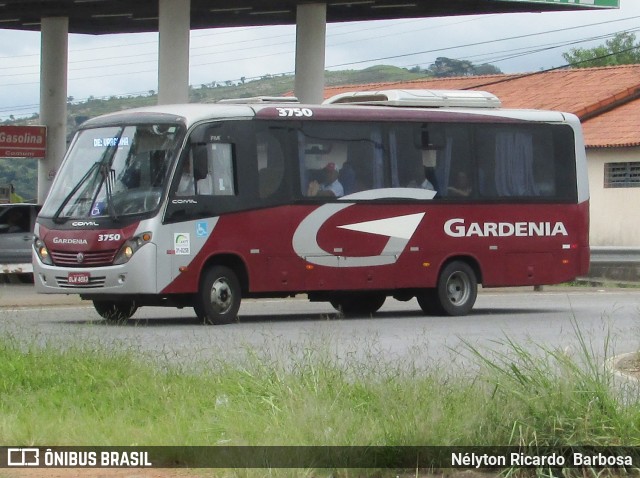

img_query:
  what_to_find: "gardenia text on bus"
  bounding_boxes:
[444,219,568,238]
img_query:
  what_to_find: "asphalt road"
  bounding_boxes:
[1,283,639,371]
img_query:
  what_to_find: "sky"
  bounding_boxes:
[0,0,639,121]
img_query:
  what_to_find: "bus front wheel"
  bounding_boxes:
[418,261,477,316]
[195,265,241,325]
[93,299,138,323]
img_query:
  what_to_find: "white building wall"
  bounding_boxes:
[587,147,640,247]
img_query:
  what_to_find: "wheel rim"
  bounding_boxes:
[210,277,233,314]
[445,271,471,306]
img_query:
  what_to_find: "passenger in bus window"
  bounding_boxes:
[408,164,436,191]
[448,171,472,197]
[307,162,344,198]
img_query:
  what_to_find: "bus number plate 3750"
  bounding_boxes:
[68,272,90,285]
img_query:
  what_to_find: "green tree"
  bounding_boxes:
[427,57,502,77]
[473,63,502,75]
[429,57,474,77]
[562,32,640,68]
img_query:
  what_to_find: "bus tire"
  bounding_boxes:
[419,261,477,316]
[416,289,440,315]
[330,293,386,316]
[93,299,138,323]
[195,265,241,325]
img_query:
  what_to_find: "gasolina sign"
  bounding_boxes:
[0,125,47,159]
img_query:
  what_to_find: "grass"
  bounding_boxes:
[0,335,478,447]
[460,323,640,447]
[562,279,640,289]
[1,323,639,474]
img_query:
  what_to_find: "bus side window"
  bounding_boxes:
[394,126,438,193]
[193,143,236,196]
[257,133,285,199]
[298,122,386,199]
[432,126,473,199]
[175,153,195,196]
[345,140,374,193]
[477,126,558,199]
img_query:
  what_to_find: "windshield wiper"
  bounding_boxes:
[52,161,100,224]
[53,128,124,223]
[100,163,119,222]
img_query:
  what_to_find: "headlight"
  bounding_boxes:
[113,232,152,265]
[34,238,53,265]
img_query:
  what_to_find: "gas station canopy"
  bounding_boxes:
[0,0,618,35]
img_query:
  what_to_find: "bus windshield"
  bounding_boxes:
[40,124,183,221]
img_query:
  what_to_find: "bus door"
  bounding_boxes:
[163,121,252,291]
[253,126,308,293]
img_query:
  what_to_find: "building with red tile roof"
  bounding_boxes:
[322,65,640,248]
[323,64,640,149]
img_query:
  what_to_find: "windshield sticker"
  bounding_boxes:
[174,233,191,255]
[196,221,208,238]
[93,137,130,148]
[91,200,105,216]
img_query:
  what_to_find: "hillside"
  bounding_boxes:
[1,65,428,200]
[0,64,431,201]
[68,65,426,119]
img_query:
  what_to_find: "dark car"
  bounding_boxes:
[0,203,40,280]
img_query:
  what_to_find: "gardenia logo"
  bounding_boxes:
[52,237,88,245]
[444,218,568,238]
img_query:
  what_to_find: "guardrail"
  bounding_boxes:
[590,247,640,264]
[588,247,640,283]
[1,262,33,274]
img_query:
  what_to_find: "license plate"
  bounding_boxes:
[68,272,90,285]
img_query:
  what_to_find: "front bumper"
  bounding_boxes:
[33,243,158,295]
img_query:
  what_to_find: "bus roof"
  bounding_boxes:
[80,91,575,130]
[80,103,257,129]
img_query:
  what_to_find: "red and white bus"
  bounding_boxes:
[33,89,590,324]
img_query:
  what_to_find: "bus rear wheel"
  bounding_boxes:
[93,299,138,323]
[195,265,241,325]
[418,261,477,316]
[330,293,386,316]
